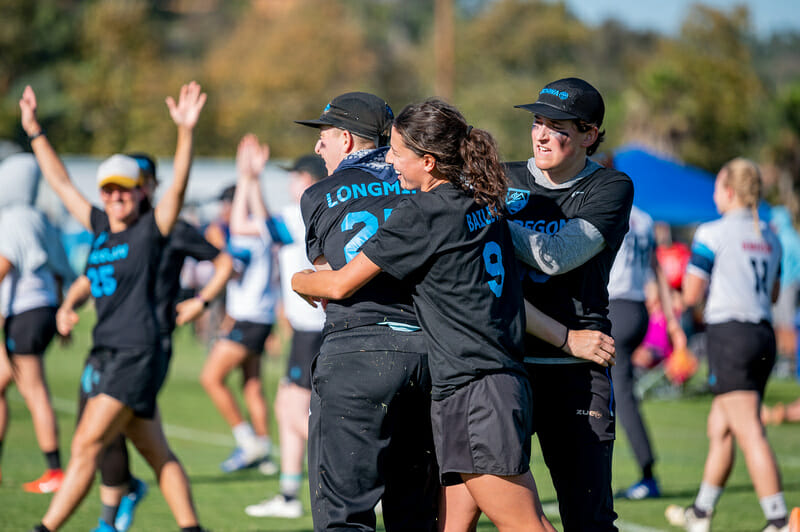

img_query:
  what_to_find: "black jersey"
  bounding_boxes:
[88,207,166,349]
[301,156,419,333]
[155,219,220,336]
[504,160,633,360]
[362,183,526,400]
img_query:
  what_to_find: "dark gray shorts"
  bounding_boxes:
[431,372,532,485]
[707,320,776,396]
[4,306,57,356]
[226,320,272,354]
[286,329,322,390]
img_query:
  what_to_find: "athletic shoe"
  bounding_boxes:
[114,477,149,532]
[616,477,661,500]
[90,518,117,532]
[665,505,711,532]
[245,494,303,518]
[22,468,64,493]
[221,446,266,473]
[257,456,279,475]
[762,523,789,532]
[789,507,800,532]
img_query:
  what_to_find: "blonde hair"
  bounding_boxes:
[719,157,763,236]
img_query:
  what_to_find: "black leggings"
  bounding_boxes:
[608,299,654,472]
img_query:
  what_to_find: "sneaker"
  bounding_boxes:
[90,518,117,532]
[616,477,661,500]
[789,507,800,532]
[257,456,279,476]
[221,446,264,473]
[23,468,64,493]
[245,494,303,518]
[665,505,711,532]
[115,477,149,532]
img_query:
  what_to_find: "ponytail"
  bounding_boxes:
[720,157,763,237]
[394,99,507,214]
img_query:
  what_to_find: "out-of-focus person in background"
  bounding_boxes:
[199,135,280,475]
[607,205,686,501]
[245,153,327,519]
[0,152,75,493]
[666,158,788,532]
[767,206,800,377]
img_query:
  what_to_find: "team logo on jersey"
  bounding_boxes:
[506,188,530,215]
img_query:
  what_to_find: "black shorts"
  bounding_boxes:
[527,361,615,443]
[431,372,532,485]
[226,320,272,354]
[706,321,776,396]
[4,306,57,356]
[80,346,168,419]
[286,329,322,390]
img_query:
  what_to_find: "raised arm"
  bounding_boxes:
[524,301,616,367]
[19,86,93,230]
[292,252,381,307]
[229,134,271,236]
[155,81,207,236]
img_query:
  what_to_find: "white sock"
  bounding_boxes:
[694,482,723,513]
[760,492,787,521]
[232,422,255,449]
[280,473,302,498]
[255,435,272,455]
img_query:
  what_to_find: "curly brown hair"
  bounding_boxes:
[393,99,507,214]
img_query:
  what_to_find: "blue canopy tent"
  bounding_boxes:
[611,145,720,226]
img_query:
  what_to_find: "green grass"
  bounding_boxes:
[2,309,799,531]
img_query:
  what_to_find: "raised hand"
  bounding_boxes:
[236,134,270,179]
[19,85,42,136]
[564,330,616,367]
[166,81,207,130]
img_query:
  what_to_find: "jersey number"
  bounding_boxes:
[750,258,769,296]
[87,265,117,297]
[483,241,505,297]
[342,209,393,263]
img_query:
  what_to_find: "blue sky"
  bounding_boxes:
[559,0,800,37]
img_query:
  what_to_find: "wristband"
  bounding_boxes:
[197,295,210,308]
[28,130,45,142]
[558,328,569,350]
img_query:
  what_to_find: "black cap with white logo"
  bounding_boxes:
[515,77,604,126]
[295,92,394,147]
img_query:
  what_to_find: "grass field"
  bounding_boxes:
[2,309,799,531]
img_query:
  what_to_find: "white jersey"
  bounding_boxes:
[225,225,280,324]
[0,205,75,317]
[687,208,782,325]
[608,205,655,301]
[277,204,325,332]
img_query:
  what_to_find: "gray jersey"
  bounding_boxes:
[687,208,782,325]
[607,205,655,302]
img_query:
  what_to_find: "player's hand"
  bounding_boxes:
[236,134,270,180]
[292,269,324,308]
[19,85,43,137]
[175,297,206,326]
[56,305,80,336]
[166,81,207,130]
[564,330,615,367]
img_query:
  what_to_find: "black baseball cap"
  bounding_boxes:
[288,154,327,181]
[295,92,394,147]
[515,77,605,126]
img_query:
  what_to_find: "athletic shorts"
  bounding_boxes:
[4,306,57,356]
[80,345,168,419]
[431,371,532,485]
[526,361,616,443]
[706,320,776,396]
[286,329,322,390]
[225,320,272,354]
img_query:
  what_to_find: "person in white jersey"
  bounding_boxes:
[245,153,327,519]
[199,135,280,474]
[609,205,686,500]
[666,158,788,532]
[0,153,75,493]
